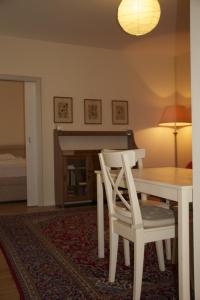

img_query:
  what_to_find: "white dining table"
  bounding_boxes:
[95,167,193,300]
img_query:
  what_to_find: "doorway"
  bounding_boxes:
[0,75,43,206]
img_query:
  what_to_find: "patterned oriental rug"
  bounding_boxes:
[0,206,178,300]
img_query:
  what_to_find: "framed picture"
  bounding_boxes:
[112,100,128,125]
[84,99,102,124]
[54,97,73,123]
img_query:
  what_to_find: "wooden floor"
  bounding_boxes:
[0,201,59,300]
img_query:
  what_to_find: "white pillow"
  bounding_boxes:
[0,153,15,160]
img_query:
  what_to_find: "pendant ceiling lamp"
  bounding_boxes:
[118,0,161,36]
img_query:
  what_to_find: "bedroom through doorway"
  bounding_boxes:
[0,76,42,207]
[0,80,26,204]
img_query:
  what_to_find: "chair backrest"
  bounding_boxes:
[99,150,143,227]
[102,148,145,170]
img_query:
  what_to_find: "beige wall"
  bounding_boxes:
[190,0,200,295]
[0,34,191,205]
[124,35,176,167]
[124,33,191,168]
[175,30,192,168]
[0,80,25,146]
[0,35,140,205]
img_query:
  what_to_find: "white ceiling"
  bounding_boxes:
[0,0,189,50]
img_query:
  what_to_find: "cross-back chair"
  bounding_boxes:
[102,148,172,264]
[99,150,175,300]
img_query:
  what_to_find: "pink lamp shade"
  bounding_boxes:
[159,105,191,128]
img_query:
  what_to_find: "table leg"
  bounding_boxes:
[96,172,104,258]
[178,189,191,300]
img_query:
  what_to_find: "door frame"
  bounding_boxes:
[0,74,43,206]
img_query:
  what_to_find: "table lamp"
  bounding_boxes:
[158,105,191,167]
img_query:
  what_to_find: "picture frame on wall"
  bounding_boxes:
[54,96,73,123]
[84,99,102,124]
[112,100,128,125]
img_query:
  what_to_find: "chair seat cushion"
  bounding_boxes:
[114,204,175,228]
[141,206,175,227]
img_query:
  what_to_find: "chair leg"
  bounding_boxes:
[155,240,165,271]
[165,239,171,260]
[133,233,144,300]
[109,231,119,282]
[123,238,130,266]
[172,237,178,264]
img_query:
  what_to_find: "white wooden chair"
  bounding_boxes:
[102,149,147,267]
[102,148,172,263]
[99,150,175,300]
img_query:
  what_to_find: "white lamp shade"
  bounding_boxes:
[118,0,161,36]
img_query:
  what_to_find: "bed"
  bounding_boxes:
[0,145,27,202]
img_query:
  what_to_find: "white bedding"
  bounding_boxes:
[0,157,26,178]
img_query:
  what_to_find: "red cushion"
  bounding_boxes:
[186,161,192,169]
